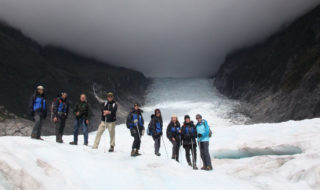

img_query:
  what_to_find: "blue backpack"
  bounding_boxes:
[185,126,195,135]
[57,99,67,113]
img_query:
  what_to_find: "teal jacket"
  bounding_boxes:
[196,119,210,142]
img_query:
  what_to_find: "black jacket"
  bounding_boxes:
[126,109,144,135]
[148,114,163,138]
[181,121,197,147]
[52,97,69,118]
[73,101,90,120]
[166,121,181,140]
[101,100,118,122]
[28,92,47,118]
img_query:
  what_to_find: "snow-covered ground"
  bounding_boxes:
[0,78,320,190]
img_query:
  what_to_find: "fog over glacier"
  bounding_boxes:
[0,0,319,77]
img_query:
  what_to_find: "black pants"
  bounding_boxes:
[199,141,212,167]
[171,140,180,161]
[153,136,161,154]
[55,116,66,141]
[132,132,141,150]
[31,114,43,139]
[184,145,197,165]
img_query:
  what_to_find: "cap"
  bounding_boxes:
[37,85,44,90]
[107,92,114,97]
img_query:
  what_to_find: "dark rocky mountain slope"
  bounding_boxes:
[0,21,150,136]
[214,5,320,123]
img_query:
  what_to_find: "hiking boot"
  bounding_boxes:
[188,162,192,166]
[193,165,198,170]
[92,146,98,149]
[135,150,142,156]
[206,166,213,171]
[69,141,77,145]
[131,150,136,157]
[31,135,37,139]
[201,166,207,170]
[84,142,88,146]
[108,146,114,152]
[155,153,161,156]
[131,149,141,157]
[38,137,44,141]
[56,139,63,143]
[171,155,176,159]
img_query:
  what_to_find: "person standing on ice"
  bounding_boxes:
[29,85,47,140]
[148,109,163,156]
[166,115,181,161]
[181,115,198,169]
[92,92,118,152]
[126,103,144,157]
[52,92,69,143]
[70,94,90,146]
[195,114,213,171]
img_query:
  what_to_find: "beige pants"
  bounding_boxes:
[93,121,116,148]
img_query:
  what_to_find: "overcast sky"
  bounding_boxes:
[0,0,319,77]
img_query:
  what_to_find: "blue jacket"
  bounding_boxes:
[148,114,163,137]
[29,92,47,118]
[196,119,210,142]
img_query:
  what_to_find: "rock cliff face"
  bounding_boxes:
[0,22,150,136]
[214,5,320,123]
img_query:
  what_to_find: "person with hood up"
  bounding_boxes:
[126,103,144,157]
[181,115,198,169]
[148,109,163,156]
[166,115,181,161]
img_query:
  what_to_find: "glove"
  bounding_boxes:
[160,132,163,136]
[197,134,202,138]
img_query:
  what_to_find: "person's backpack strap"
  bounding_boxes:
[147,121,153,136]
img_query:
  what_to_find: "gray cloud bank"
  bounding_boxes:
[0,0,319,77]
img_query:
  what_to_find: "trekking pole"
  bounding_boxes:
[136,125,141,140]
[198,141,202,168]
[191,138,196,169]
[135,124,144,153]
[161,136,169,158]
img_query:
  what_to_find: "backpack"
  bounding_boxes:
[202,121,213,138]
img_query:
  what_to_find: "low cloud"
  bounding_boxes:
[0,0,319,77]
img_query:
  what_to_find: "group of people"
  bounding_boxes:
[29,85,213,171]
